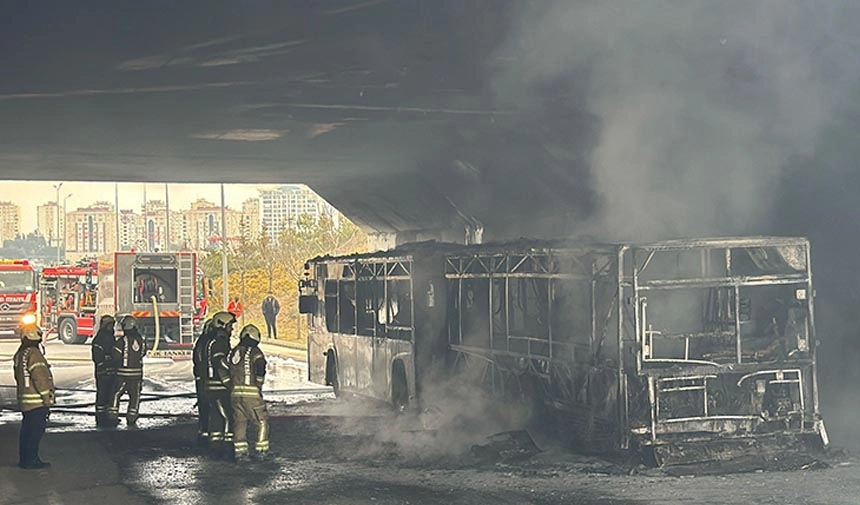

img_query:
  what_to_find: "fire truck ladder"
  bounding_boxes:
[177,254,196,344]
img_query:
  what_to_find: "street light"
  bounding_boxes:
[62,194,72,262]
[53,183,63,263]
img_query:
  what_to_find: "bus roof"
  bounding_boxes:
[308,236,810,264]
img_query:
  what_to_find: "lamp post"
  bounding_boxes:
[62,194,72,262]
[52,183,63,263]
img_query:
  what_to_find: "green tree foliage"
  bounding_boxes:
[200,215,367,342]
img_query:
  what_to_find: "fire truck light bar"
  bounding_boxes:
[0,259,29,265]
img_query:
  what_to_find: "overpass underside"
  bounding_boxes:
[0,0,603,245]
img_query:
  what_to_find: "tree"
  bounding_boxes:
[200,215,368,342]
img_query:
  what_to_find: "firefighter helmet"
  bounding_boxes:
[211,311,236,330]
[100,314,116,328]
[201,317,213,335]
[21,325,43,342]
[239,324,262,344]
[119,315,137,331]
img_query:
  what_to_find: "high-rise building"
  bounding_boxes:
[36,201,64,249]
[182,198,241,250]
[141,200,184,252]
[259,185,339,242]
[241,198,260,239]
[65,201,116,260]
[118,209,143,251]
[0,202,21,243]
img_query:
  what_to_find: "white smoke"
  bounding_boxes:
[493,0,856,241]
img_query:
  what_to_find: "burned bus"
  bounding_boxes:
[301,237,827,465]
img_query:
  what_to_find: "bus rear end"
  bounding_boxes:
[623,238,827,467]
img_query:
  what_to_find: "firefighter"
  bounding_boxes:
[207,311,236,457]
[192,317,213,445]
[91,314,118,427]
[14,325,55,469]
[227,324,269,462]
[110,315,146,428]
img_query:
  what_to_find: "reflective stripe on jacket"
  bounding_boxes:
[207,336,231,391]
[227,345,266,398]
[14,345,55,412]
[115,331,145,378]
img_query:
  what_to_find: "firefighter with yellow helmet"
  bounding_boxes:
[227,324,269,462]
[207,311,236,457]
[109,314,146,428]
[13,324,55,469]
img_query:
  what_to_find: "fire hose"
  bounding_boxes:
[150,294,160,355]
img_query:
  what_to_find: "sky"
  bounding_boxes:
[0,181,285,233]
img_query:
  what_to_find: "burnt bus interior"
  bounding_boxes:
[624,239,823,465]
[304,237,826,465]
[307,244,452,407]
[445,244,622,449]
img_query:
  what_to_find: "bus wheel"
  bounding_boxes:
[58,318,82,345]
[391,362,409,413]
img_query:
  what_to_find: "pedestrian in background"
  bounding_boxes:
[227,296,243,321]
[261,291,280,339]
[14,325,55,469]
[91,314,118,428]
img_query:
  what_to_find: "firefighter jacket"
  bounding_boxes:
[92,327,119,375]
[14,343,56,412]
[192,333,211,384]
[115,329,146,379]
[207,334,232,391]
[227,344,267,398]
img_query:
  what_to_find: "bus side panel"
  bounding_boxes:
[412,251,452,409]
[307,326,330,386]
[334,333,358,392]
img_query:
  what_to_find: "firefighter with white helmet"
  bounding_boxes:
[109,314,146,428]
[227,324,269,461]
[192,317,214,445]
[14,324,55,469]
[207,311,236,457]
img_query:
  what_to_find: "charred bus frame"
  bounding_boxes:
[303,237,827,465]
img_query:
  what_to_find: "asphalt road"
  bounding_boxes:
[3,338,860,505]
[0,337,319,428]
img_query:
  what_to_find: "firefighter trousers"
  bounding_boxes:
[111,376,142,426]
[19,407,48,467]
[195,379,210,442]
[207,389,233,446]
[95,372,116,426]
[231,394,269,456]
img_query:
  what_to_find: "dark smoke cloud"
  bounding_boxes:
[491,0,858,241]
[468,0,860,449]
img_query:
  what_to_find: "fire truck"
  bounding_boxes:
[102,251,210,354]
[0,259,39,339]
[40,261,99,344]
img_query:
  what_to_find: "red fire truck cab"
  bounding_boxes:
[0,259,39,339]
[40,262,99,344]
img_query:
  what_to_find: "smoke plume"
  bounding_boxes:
[492,0,856,241]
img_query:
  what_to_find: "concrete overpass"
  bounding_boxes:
[1,0,858,248]
[0,0,601,245]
